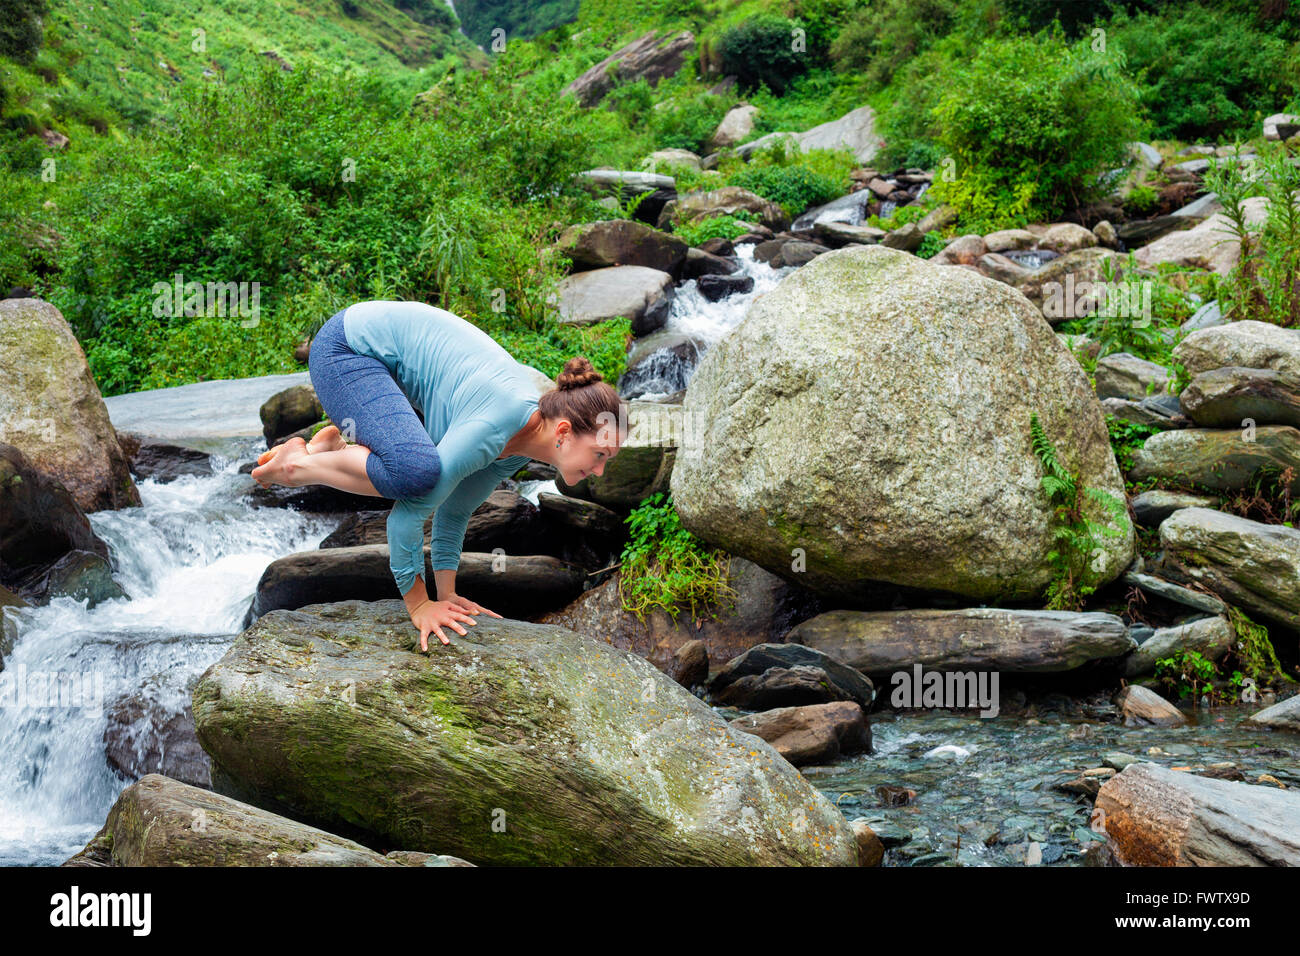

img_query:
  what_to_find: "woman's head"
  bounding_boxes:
[539,356,628,485]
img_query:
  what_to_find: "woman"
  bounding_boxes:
[252,300,627,652]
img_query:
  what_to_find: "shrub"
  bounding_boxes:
[717,14,809,96]
[927,30,1141,225]
[727,162,843,218]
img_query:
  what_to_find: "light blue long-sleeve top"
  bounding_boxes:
[341,300,542,595]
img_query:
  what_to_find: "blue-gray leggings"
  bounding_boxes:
[308,309,442,500]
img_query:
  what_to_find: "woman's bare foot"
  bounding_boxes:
[251,437,310,488]
[255,424,347,470]
[306,423,347,454]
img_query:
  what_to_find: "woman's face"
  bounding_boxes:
[555,424,619,485]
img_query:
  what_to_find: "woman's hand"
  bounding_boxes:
[442,592,503,621]
[411,599,482,652]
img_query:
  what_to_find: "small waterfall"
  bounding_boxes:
[620,244,796,401]
[0,438,338,865]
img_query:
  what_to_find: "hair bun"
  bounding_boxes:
[556,356,602,391]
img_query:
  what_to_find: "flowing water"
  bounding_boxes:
[0,438,338,865]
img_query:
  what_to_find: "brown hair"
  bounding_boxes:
[538,356,628,440]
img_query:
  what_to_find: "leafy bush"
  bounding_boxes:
[0,0,47,64]
[672,214,752,246]
[1108,5,1300,141]
[728,162,843,218]
[926,30,1141,225]
[829,0,960,87]
[717,14,809,96]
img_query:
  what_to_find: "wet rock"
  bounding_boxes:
[12,549,125,608]
[249,546,585,623]
[1095,762,1300,865]
[681,246,739,279]
[1124,616,1234,678]
[696,273,755,301]
[64,774,443,866]
[1116,685,1188,727]
[1100,396,1185,430]
[668,638,709,689]
[929,234,986,266]
[788,608,1134,674]
[1094,353,1170,401]
[195,600,860,865]
[880,222,923,252]
[712,664,853,709]
[123,436,213,483]
[671,245,1132,604]
[813,222,886,246]
[103,689,212,789]
[849,819,885,866]
[0,299,140,512]
[1248,693,1300,732]
[976,252,1033,285]
[707,642,874,707]
[729,701,871,767]
[1121,571,1228,616]
[1013,247,1118,322]
[259,384,322,447]
[558,400,678,510]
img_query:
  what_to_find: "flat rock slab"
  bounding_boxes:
[103,371,312,442]
[786,608,1134,674]
[193,600,859,866]
[1095,762,1300,865]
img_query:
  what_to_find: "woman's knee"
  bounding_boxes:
[381,444,441,498]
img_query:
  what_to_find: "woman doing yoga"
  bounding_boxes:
[251,300,627,651]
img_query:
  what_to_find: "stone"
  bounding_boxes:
[682,246,739,280]
[259,385,322,446]
[668,638,709,689]
[813,222,886,246]
[562,30,694,107]
[1095,762,1300,865]
[1181,300,1225,334]
[1094,353,1170,401]
[1172,193,1222,219]
[1173,320,1300,379]
[1013,247,1117,320]
[123,436,213,483]
[1129,426,1300,494]
[1133,197,1268,275]
[976,252,1032,285]
[1248,693,1300,731]
[644,148,701,171]
[12,549,125,608]
[1263,113,1300,141]
[697,273,755,301]
[915,205,957,234]
[787,608,1134,674]
[850,820,886,866]
[103,689,212,789]
[657,186,789,232]
[1159,507,1300,636]
[984,229,1036,253]
[1092,221,1118,247]
[554,265,674,335]
[1129,490,1221,527]
[670,245,1132,603]
[1039,222,1098,254]
[555,219,688,277]
[735,106,883,163]
[792,191,874,231]
[1124,616,1235,678]
[64,774,449,866]
[0,298,140,512]
[1116,684,1187,727]
[928,234,986,266]
[706,642,874,708]
[728,701,871,767]
[879,222,922,251]
[1180,367,1300,429]
[710,104,760,149]
[712,664,853,709]
[1099,397,1184,430]
[538,557,824,673]
[194,600,860,865]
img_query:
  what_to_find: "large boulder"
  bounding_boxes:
[1124,616,1235,678]
[670,245,1133,604]
[259,385,322,446]
[537,557,824,672]
[1179,367,1300,428]
[1159,508,1300,636]
[787,608,1135,674]
[64,774,464,866]
[710,104,759,149]
[1247,693,1300,732]
[0,298,139,512]
[193,600,860,865]
[561,30,694,107]
[735,106,883,164]
[1094,762,1300,865]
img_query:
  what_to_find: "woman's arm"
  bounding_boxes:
[428,462,509,596]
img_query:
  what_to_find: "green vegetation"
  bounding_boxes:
[1030,412,1129,611]
[671,214,752,247]
[617,492,738,624]
[1226,606,1292,687]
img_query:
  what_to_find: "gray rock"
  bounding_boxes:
[710,104,759,149]
[984,229,1036,253]
[562,30,694,107]
[735,106,883,163]
[707,642,875,707]
[1123,571,1229,615]
[1099,397,1184,429]
[729,701,871,767]
[1124,615,1235,677]
[1181,300,1224,333]
[670,245,1133,603]
[1129,491,1221,527]
[1175,320,1300,378]
[793,190,874,231]
[554,265,675,335]
[813,221,886,246]
[1247,693,1300,731]
[1135,197,1269,275]
[1095,353,1170,401]
[1180,367,1300,428]
[1130,426,1300,494]
[1171,192,1222,219]
[787,608,1134,673]
[712,663,853,708]
[658,185,789,232]
[555,219,688,277]
[195,600,860,865]
[1116,684,1188,727]
[1096,762,1300,865]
